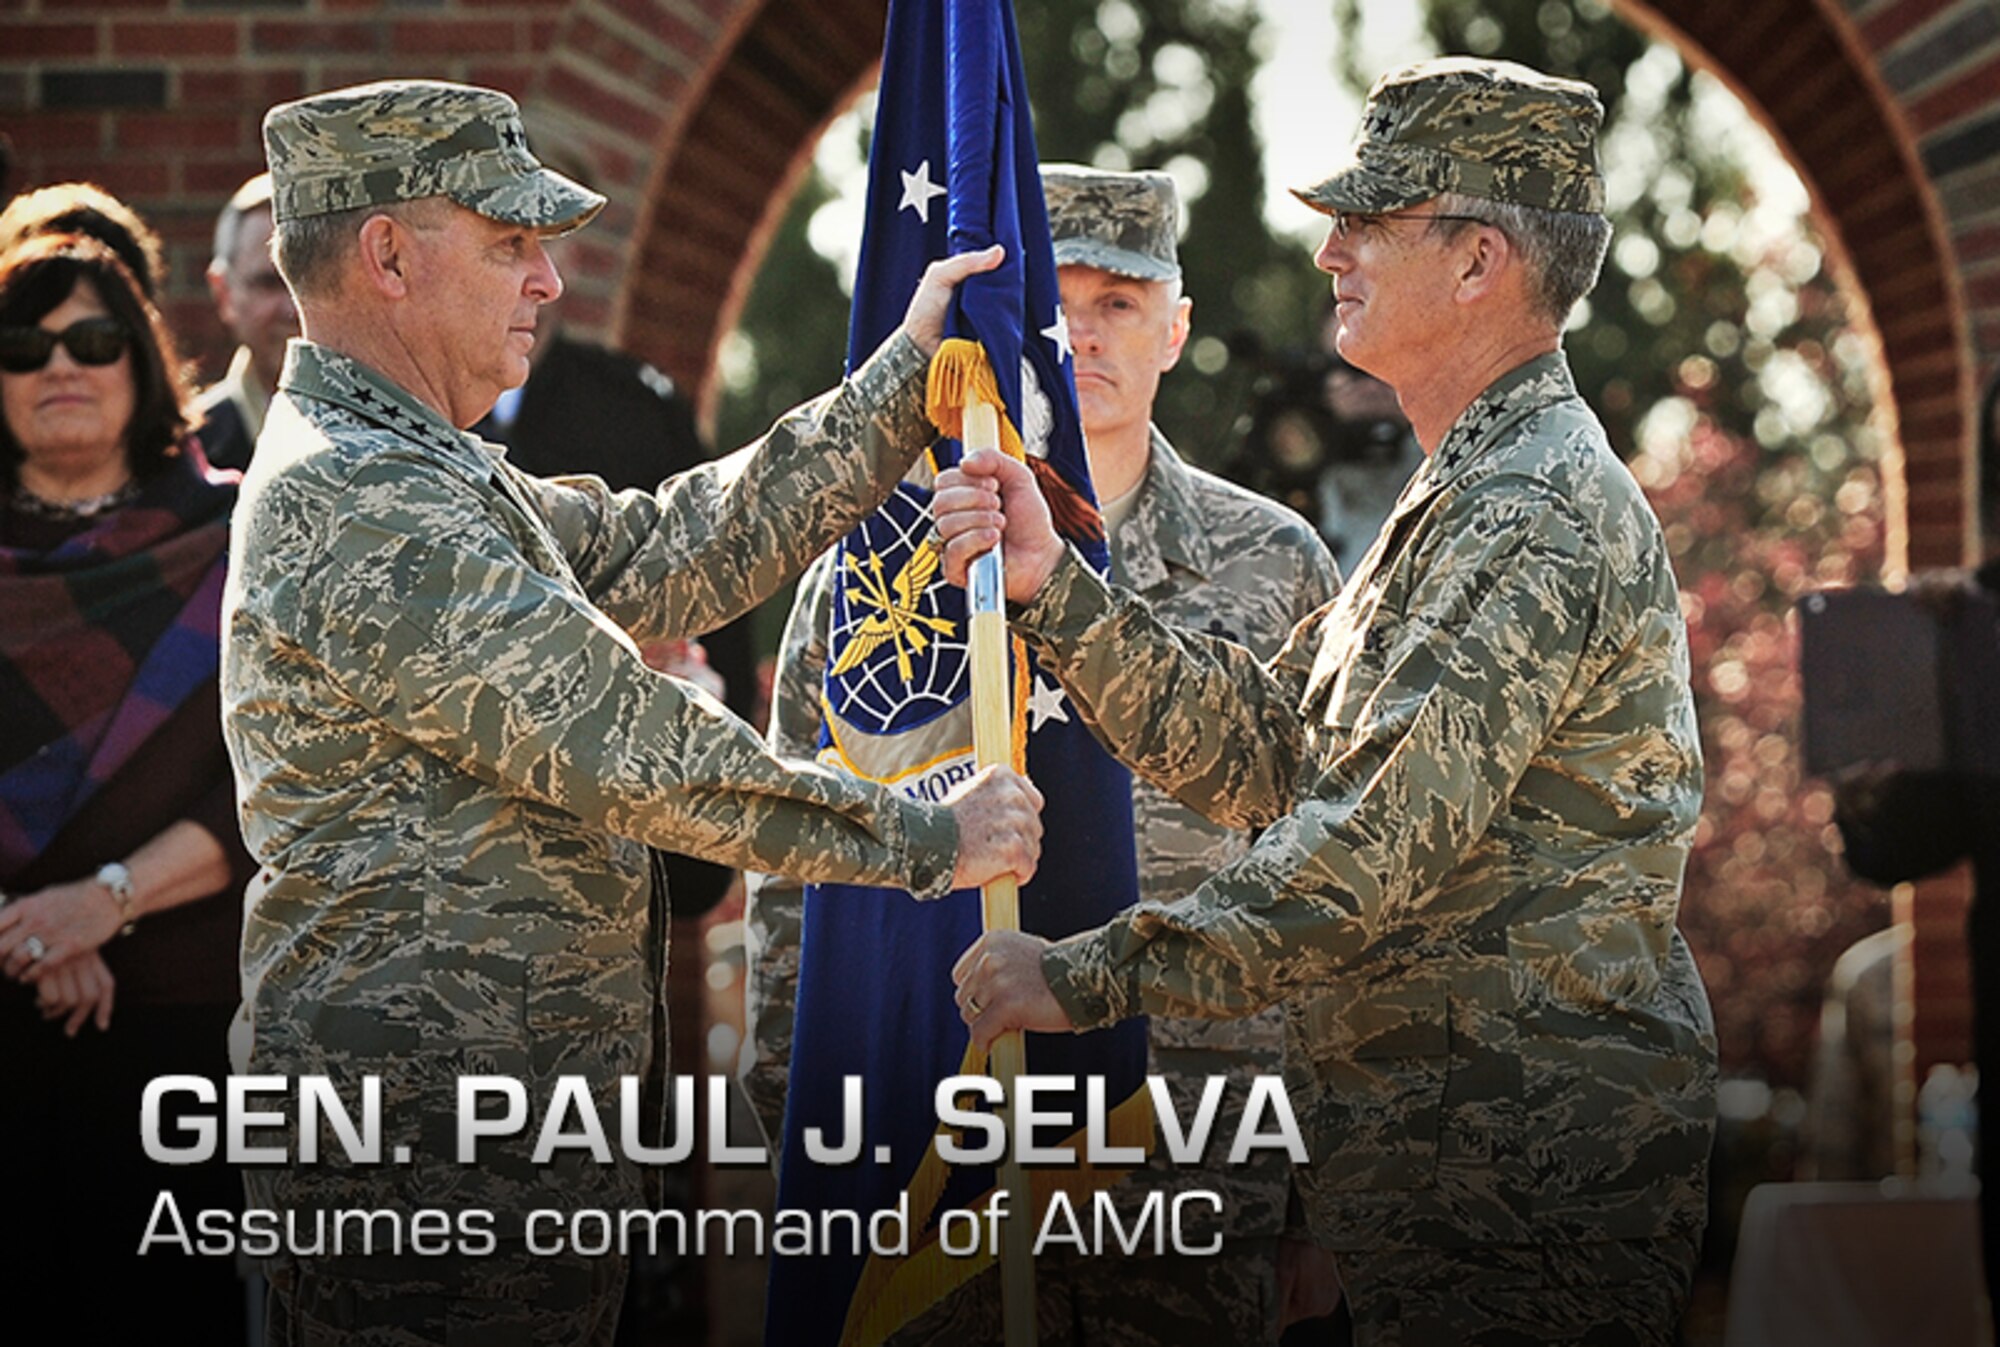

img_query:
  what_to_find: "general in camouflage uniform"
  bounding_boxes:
[222,81,1038,1347]
[743,165,1342,1344]
[941,60,1717,1347]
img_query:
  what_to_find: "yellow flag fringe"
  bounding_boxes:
[924,337,1033,772]
[926,337,1028,464]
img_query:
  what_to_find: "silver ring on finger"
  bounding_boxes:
[23,935,47,963]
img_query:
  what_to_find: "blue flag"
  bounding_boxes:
[766,1,1149,1343]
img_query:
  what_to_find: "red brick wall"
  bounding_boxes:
[0,0,712,382]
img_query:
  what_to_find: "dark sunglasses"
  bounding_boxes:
[0,317,132,374]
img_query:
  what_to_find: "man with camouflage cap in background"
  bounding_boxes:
[743,164,1343,1343]
[223,79,1041,1345]
[938,58,1717,1345]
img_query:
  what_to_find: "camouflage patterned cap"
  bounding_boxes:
[262,80,605,233]
[1292,58,1605,217]
[1042,164,1180,283]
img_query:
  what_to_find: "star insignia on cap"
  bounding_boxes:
[1027,675,1070,731]
[1040,306,1072,364]
[899,160,947,225]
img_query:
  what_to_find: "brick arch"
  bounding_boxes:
[1604,0,1996,1095]
[1,1,1987,523]
[603,2,885,396]
[1618,0,1977,573]
[453,0,891,417]
[579,0,1991,570]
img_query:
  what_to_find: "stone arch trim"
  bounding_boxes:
[612,3,885,412]
[1621,0,1979,572]
[508,0,888,415]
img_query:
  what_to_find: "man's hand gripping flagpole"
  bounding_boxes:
[926,337,1038,1347]
[963,397,1037,1347]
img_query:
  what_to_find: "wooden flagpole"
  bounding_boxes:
[962,397,1038,1347]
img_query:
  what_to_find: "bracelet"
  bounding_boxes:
[95,861,137,937]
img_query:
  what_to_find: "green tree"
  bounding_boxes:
[715,0,1324,471]
[711,169,851,466]
[1014,0,1323,457]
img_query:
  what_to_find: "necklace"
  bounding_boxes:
[10,479,140,521]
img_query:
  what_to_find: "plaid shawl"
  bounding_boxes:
[0,450,235,879]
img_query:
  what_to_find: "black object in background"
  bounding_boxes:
[1798,584,2000,777]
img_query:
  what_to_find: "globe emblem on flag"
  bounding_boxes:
[1019,354,1053,460]
[825,483,970,734]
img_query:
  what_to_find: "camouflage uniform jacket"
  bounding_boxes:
[743,432,1339,1243]
[1022,353,1717,1251]
[222,336,957,1235]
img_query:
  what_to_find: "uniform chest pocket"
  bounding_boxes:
[1311,485,1450,729]
[1297,978,1450,1191]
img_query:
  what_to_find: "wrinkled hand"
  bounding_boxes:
[901,245,1006,357]
[943,765,1044,892]
[35,950,116,1037]
[1277,1238,1343,1328]
[952,929,1072,1050]
[0,880,122,981]
[934,449,1064,602]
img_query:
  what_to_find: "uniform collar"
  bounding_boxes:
[1416,349,1579,493]
[1115,426,1213,594]
[279,339,505,481]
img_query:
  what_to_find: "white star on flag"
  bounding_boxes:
[1040,306,1072,363]
[1027,676,1070,731]
[898,160,947,224]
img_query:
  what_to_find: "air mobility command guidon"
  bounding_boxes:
[222,79,1039,1346]
[745,163,1343,1344]
[940,59,1717,1347]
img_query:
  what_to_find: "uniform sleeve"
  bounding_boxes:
[1039,479,1608,1027]
[739,551,837,1156]
[1294,528,1343,621]
[515,332,935,644]
[301,458,958,898]
[1012,545,1323,830]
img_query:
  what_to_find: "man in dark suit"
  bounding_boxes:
[193,173,296,471]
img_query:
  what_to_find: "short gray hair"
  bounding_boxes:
[211,173,274,277]
[1429,191,1610,326]
[272,196,448,301]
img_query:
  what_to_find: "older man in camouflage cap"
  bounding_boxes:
[224,79,1041,1346]
[937,58,1716,1346]
[744,163,1341,1345]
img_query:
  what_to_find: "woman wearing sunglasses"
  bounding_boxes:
[0,232,254,1342]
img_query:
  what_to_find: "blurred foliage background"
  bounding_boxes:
[711,0,1896,1223]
